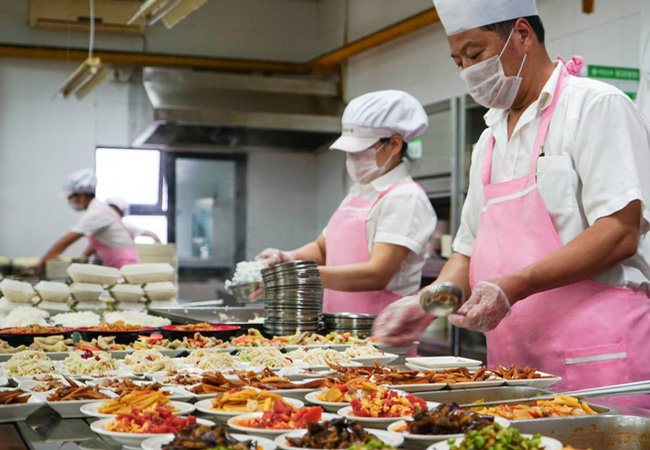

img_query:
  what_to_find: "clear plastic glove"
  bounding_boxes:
[255,248,294,267]
[448,281,511,332]
[372,295,435,347]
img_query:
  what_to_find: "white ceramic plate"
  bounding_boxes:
[281,344,330,352]
[351,353,399,366]
[405,357,483,370]
[0,376,8,387]
[388,416,510,445]
[268,388,320,402]
[274,428,404,450]
[227,412,341,437]
[337,402,439,429]
[141,432,276,450]
[304,390,349,413]
[80,369,138,380]
[276,367,334,381]
[503,372,562,389]
[194,397,304,422]
[80,400,195,419]
[426,434,563,450]
[0,388,46,424]
[47,393,118,419]
[90,417,214,449]
[307,362,362,371]
[18,378,80,394]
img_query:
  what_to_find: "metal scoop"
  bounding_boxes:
[420,282,464,317]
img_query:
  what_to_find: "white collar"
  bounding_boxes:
[484,61,564,128]
[350,162,410,194]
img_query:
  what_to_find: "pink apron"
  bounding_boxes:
[469,62,650,407]
[87,206,138,269]
[323,180,424,316]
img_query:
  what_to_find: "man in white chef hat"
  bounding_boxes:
[36,169,138,272]
[374,0,650,406]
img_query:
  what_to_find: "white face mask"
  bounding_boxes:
[346,141,393,185]
[459,29,527,110]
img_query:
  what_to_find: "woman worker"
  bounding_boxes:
[256,90,437,317]
[374,0,650,406]
[36,168,138,272]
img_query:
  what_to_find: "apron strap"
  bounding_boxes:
[96,205,136,242]
[373,180,426,207]
[481,61,575,186]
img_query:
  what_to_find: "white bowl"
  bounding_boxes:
[194,397,304,422]
[227,412,341,438]
[388,416,511,446]
[0,376,8,387]
[304,390,349,413]
[90,417,213,448]
[80,400,195,419]
[274,428,403,450]
[337,401,439,429]
[426,434,563,450]
[0,389,46,424]
[141,432,276,450]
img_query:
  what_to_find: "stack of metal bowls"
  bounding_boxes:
[263,261,322,336]
[322,312,375,338]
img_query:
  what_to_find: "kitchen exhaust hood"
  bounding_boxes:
[130,67,345,152]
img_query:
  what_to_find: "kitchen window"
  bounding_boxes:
[95,147,167,243]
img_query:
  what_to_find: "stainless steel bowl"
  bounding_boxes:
[228,282,261,304]
[419,282,464,317]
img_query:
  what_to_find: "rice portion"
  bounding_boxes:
[50,311,101,328]
[103,311,171,327]
[0,306,49,327]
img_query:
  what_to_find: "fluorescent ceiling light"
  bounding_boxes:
[58,0,108,100]
[59,57,109,100]
[128,0,208,29]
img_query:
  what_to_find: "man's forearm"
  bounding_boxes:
[499,201,642,303]
[428,252,472,298]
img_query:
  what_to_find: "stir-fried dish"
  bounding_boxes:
[210,388,294,413]
[317,380,379,403]
[404,404,494,435]
[448,424,543,450]
[105,407,196,434]
[469,395,597,420]
[0,390,31,404]
[349,388,426,418]
[286,418,384,449]
[98,390,173,415]
[162,423,258,450]
[233,400,322,430]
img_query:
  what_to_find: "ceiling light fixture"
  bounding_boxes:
[128,0,208,29]
[57,0,108,100]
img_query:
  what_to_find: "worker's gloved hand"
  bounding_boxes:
[372,295,436,347]
[256,248,295,267]
[448,281,511,332]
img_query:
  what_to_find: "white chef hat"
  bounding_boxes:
[107,197,130,215]
[61,168,97,196]
[433,0,538,36]
[330,90,428,153]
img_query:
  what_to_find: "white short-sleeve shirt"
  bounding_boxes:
[324,163,437,296]
[453,61,650,293]
[71,199,135,249]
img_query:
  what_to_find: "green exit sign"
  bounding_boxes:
[588,65,640,100]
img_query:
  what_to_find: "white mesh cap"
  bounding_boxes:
[330,90,428,153]
[61,168,97,196]
[433,0,538,36]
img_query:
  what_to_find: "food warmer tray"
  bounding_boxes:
[516,414,650,450]
[416,386,612,416]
